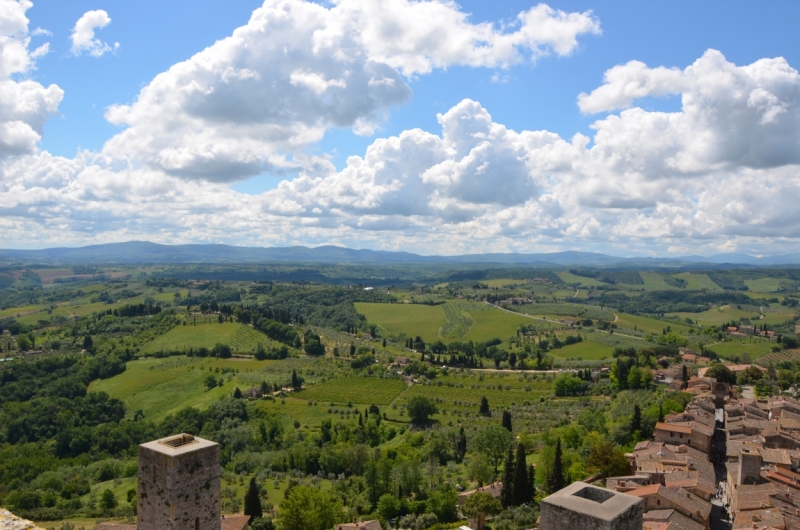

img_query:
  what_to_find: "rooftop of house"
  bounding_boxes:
[655,422,692,434]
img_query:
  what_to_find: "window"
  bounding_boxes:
[657,500,661,506]
[670,432,674,437]
[679,433,683,438]
[195,518,199,530]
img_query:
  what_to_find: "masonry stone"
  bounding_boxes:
[539,482,643,530]
[137,434,221,530]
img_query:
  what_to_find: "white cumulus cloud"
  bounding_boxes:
[70,10,117,57]
[100,0,599,182]
[0,0,62,159]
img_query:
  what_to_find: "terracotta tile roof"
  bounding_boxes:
[732,508,786,530]
[647,510,705,530]
[656,422,692,434]
[221,514,251,530]
[335,521,382,530]
[627,484,660,497]
[761,449,792,466]
[657,487,712,521]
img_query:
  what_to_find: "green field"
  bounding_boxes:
[141,322,269,354]
[0,304,42,318]
[89,357,276,421]
[298,376,408,405]
[548,340,615,360]
[710,340,775,360]
[674,273,723,291]
[354,302,446,341]
[745,278,786,292]
[639,272,677,291]
[399,374,554,409]
[615,313,691,334]
[483,279,525,288]
[555,271,607,287]
[355,301,533,343]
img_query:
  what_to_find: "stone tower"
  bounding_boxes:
[539,482,643,530]
[738,448,762,485]
[137,434,221,530]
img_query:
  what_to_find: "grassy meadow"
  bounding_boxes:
[140,322,269,354]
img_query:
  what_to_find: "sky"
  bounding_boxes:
[2,0,800,256]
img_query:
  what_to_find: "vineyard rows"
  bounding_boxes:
[440,302,475,339]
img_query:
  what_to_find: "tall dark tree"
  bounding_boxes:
[547,439,566,493]
[291,370,302,390]
[233,387,243,399]
[658,402,664,423]
[682,364,689,389]
[527,464,536,504]
[382,339,387,348]
[500,445,515,508]
[513,443,529,506]
[479,397,491,417]
[631,404,642,435]
[456,426,468,463]
[244,477,263,518]
[83,335,93,352]
[501,410,513,432]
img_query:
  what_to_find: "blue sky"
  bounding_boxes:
[3,0,800,254]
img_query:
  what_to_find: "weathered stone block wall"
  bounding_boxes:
[539,500,643,530]
[137,443,221,530]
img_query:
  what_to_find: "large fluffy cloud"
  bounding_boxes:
[2,0,800,255]
[0,0,61,158]
[102,0,599,182]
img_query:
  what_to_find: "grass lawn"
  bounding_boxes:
[555,271,607,287]
[298,376,408,405]
[616,313,691,334]
[674,272,723,291]
[140,322,268,354]
[548,340,615,360]
[711,340,775,360]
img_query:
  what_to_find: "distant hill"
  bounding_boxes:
[1,241,799,266]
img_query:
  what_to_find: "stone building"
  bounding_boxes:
[97,434,248,530]
[539,482,643,530]
[138,433,222,530]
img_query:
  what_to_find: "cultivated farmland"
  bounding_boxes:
[298,376,408,405]
[355,302,446,342]
[140,322,269,354]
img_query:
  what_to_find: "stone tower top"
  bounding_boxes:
[138,433,221,530]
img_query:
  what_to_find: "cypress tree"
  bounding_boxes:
[456,426,468,463]
[631,404,642,435]
[682,364,689,389]
[527,464,536,504]
[291,370,299,389]
[658,402,664,423]
[500,445,515,508]
[502,410,513,432]
[547,439,566,493]
[479,397,491,417]
[244,477,263,518]
[233,387,243,399]
[513,444,529,506]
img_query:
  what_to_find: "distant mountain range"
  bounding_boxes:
[1,241,799,267]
